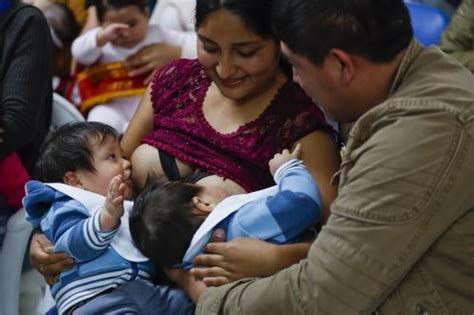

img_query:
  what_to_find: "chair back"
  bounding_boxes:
[405,1,450,46]
[51,92,85,130]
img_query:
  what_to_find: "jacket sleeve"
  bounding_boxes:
[196,103,474,314]
[440,0,474,73]
[227,160,321,243]
[0,7,52,159]
[51,201,119,262]
[71,27,103,65]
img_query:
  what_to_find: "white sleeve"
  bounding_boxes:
[71,27,103,65]
[149,2,197,58]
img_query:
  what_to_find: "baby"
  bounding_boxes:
[24,122,193,314]
[130,144,322,269]
[71,0,177,132]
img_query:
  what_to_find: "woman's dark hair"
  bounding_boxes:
[272,0,413,66]
[35,122,119,182]
[130,177,205,268]
[195,0,292,76]
[195,0,276,40]
[96,0,147,23]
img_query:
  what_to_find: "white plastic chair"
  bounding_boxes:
[0,93,84,315]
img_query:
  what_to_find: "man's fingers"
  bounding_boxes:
[193,252,224,267]
[203,276,231,287]
[190,266,228,279]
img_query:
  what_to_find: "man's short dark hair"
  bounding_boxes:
[35,122,119,182]
[129,177,205,268]
[272,0,413,65]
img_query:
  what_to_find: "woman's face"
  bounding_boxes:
[197,9,281,102]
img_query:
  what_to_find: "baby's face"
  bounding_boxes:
[102,5,148,48]
[76,136,134,199]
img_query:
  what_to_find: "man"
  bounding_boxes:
[195,0,474,313]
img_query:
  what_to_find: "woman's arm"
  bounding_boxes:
[121,84,155,158]
[29,231,75,285]
[296,130,341,223]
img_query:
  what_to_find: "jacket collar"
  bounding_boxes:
[388,39,424,96]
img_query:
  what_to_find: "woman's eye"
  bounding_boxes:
[203,46,218,53]
[128,21,137,27]
[238,50,257,58]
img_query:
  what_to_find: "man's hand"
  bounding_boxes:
[191,230,282,287]
[269,143,302,175]
[29,231,75,285]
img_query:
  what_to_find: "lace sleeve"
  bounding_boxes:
[149,59,201,112]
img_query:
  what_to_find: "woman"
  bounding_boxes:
[30,0,340,297]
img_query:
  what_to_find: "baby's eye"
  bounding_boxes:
[108,154,117,160]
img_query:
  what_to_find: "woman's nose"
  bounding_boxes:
[216,56,237,79]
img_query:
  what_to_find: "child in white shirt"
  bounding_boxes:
[72,0,174,132]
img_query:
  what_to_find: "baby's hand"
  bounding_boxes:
[104,175,126,219]
[96,23,129,46]
[269,143,302,175]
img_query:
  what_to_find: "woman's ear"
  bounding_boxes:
[63,171,80,187]
[192,196,213,213]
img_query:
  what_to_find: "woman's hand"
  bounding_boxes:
[29,231,75,285]
[191,229,308,287]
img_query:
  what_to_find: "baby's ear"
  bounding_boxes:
[63,171,80,186]
[192,196,212,213]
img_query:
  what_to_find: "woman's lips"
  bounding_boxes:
[220,77,245,87]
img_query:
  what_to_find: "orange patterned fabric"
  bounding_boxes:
[77,62,147,113]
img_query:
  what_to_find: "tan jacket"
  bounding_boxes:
[196,41,474,314]
[440,0,474,73]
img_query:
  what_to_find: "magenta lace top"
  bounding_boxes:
[142,59,330,192]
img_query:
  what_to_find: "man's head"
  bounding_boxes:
[130,177,207,268]
[35,122,133,198]
[272,0,413,122]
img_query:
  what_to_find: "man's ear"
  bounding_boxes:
[63,171,80,187]
[329,48,355,87]
[192,196,213,213]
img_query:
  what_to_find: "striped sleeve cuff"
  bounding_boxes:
[83,210,119,250]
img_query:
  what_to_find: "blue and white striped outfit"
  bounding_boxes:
[23,182,154,314]
[183,159,322,266]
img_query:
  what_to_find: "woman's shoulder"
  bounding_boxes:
[156,58,202,77]
[150,59,208,108]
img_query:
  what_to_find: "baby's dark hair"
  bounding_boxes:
[130,177,205,268]
[96,0,148,23]
[35,122,119,182]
